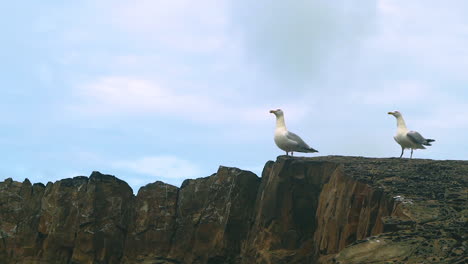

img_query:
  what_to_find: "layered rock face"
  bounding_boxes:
[122,181,179,263]
[166,167,259,264]
[0,172,134,263]
[240,158,340,263]
[0,156,466,264]
[318,157,468,264]
[0,167,260,264]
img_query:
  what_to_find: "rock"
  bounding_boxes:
[1,172,134,263]
[0,177,45,262]
[313,156,468,264]
[0,156,466,263]
[240,157,340,264]
[167,166,260,264]
[121,181,179,263]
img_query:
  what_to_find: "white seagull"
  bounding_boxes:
[270,109,318,156]
[388,111,435,159]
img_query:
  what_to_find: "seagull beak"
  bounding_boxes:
[269,110,275,114]
[388,112,394,115]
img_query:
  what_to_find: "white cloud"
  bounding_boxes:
[377,0,400,15]
[230,0,377,84]
[71,76,310,124]
[417,104,468,130]
[113,155,202,179]
[74,76,205,115]
[357,80,434,106]
[374,0,468,78]
[105,0,229,52]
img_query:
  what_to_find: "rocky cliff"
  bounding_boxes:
[0,156,466,264]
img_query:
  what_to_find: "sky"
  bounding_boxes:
[1,0,467,192]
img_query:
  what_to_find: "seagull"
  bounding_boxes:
[269,109,318,156]
[388,111,435,159]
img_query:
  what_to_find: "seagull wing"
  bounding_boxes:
[286,131,309,148]
[407,131,428,146]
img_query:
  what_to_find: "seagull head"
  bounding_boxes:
[388,111,402,118]
[269,109,284,117]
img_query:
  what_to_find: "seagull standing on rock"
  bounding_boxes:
[270,109,318,156]
[388,111,435,159]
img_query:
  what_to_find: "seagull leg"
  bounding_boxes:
[286,151,289,156]
[410,149,413,159]
[291,152,294,156]
[399,147,404,158]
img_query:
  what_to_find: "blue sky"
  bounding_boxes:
[1,0,467,192]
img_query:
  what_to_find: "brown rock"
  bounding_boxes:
[0,172,134,264]
[167,166,260,264]
[0,178,45,262]
[313,166,396,256]
[121,181,179,263]
[0,156,466,264]
[241,157,340,264]
[313,156,468,264]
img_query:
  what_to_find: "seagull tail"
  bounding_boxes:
[423,139,435,146]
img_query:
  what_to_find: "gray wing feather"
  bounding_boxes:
[407,131,427,145]
[286,131,311,149]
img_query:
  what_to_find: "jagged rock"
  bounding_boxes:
[0,156,466,264]
[240,158,340,263]
[0,178,45,262]
[314,156,468,264]
[167,166,260,264]
[122,181,179,263]
[1,172,134,263]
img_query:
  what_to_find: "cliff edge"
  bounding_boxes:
[0,156,466,263]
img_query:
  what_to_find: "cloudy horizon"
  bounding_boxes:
[1,0,467,192]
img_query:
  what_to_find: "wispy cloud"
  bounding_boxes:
[105,0,229,53]
[374,0,468,78]
[73,76,207,115]
[417,104,468,130]
[358,80,433,106]
[112,155,202,180]
[70,76,309,124]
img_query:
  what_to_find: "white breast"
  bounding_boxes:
[274,129,293,152]
[394,131,420,149]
